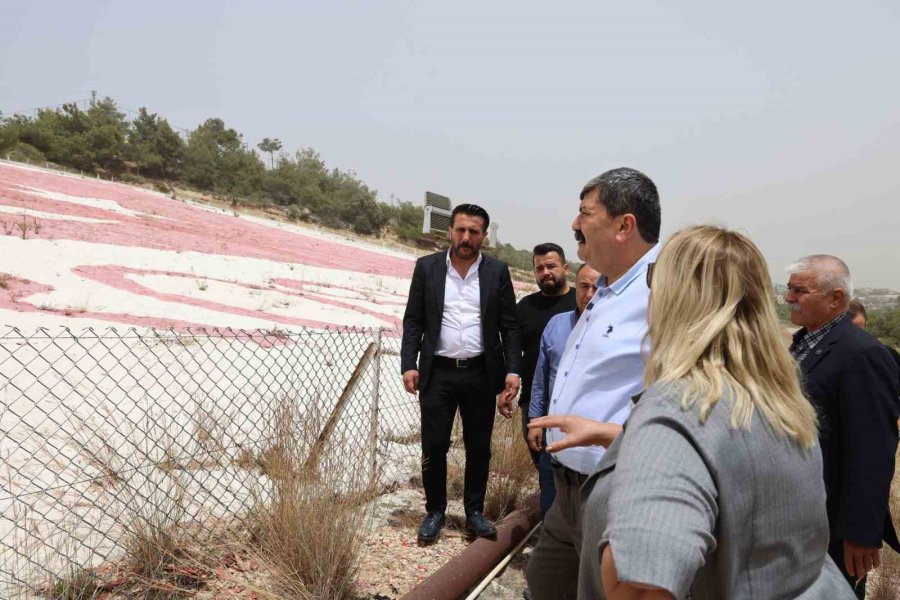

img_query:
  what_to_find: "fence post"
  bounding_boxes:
[368,328,384,488]
[305,341,376,470]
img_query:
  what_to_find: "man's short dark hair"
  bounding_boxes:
[580,167,661,244]
[848,299,868,322]
[450,204,490,232]
[533,242,566,265]
[575,263,592,276]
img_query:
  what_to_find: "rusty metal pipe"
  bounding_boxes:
[400,493,541,600]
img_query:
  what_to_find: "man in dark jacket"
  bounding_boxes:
[516,242,576,465]
[786,255,900,598]
[401,204,521,543]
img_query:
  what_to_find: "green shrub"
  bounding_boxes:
[7,142,47,164]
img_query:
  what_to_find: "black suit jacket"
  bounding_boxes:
[795,316,900,551]
[401,251,522,395]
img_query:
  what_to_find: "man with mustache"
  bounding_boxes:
[512,243,576,467]
[401,203,522,544]
[525,168,661,600]
[786,255,900,598]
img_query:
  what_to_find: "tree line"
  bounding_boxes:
[868,302,900,349]
[0,96,422,238]
[6,97,895,345]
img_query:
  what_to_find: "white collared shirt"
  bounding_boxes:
[546,243,660,474]
[436,251,485,358]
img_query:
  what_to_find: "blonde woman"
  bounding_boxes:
[530,225,854,600]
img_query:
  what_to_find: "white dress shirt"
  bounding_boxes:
[435,251,484,358]
[546,243,660,474]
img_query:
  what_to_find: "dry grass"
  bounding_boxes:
[123,517,207,598]
[382,430,421,445]
[191,398,227,457]
[43,567,101,600]
[247,396,375,600]
[55,402,125,490]
[38,501,215,599]
[867,446,900,599]
[484,414,537,521]
[869,550,900,600]
[447,461,466,498]
[14,214,41,239]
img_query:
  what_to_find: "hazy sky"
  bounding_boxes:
[3,1,898,288]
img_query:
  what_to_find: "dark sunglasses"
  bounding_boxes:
[646,262,655,289]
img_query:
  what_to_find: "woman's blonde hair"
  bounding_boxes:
[644,225,818,448]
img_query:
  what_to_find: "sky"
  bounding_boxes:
[2,0,899,289]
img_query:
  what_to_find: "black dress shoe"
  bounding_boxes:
[466,511,497,538]
[417,510,446,543]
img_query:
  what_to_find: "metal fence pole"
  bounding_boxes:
[304,341,376,471]
[368,328,384,488]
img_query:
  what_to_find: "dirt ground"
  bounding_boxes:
[357,486,536,600]
[470,536,536,600]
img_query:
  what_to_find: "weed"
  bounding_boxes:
[43,566,100,600]
[56,403,125,490]
[149,329,198,348]
[249,396,375,600]
[122,517,213,598]
[447,461,465,498]
[195,279,208,292]
[0,273,14,288]
[867,446,900,599]
[192,398,227,457]
[16,214,42,239]
[265,326,289,340]
[868,548,900,599]
[483,414,537,521]
[382,430,421,445]
[233,446,258,471]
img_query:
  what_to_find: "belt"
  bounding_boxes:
[550,456,589,486]
[433,354,485,369]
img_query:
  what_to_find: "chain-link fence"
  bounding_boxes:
[0,325,427,597]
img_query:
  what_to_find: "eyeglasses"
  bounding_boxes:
[646,262,655,289]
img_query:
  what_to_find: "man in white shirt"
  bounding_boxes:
[525,168,662,600]
[401,204,522,544]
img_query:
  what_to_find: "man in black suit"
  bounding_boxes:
[401,203,522,543]
[786,255,900,597]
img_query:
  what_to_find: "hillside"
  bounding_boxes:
[0,161,418,332]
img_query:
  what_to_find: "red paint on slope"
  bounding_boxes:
[0,164,415,278]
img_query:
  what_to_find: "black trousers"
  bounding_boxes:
[419,363,495,516]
